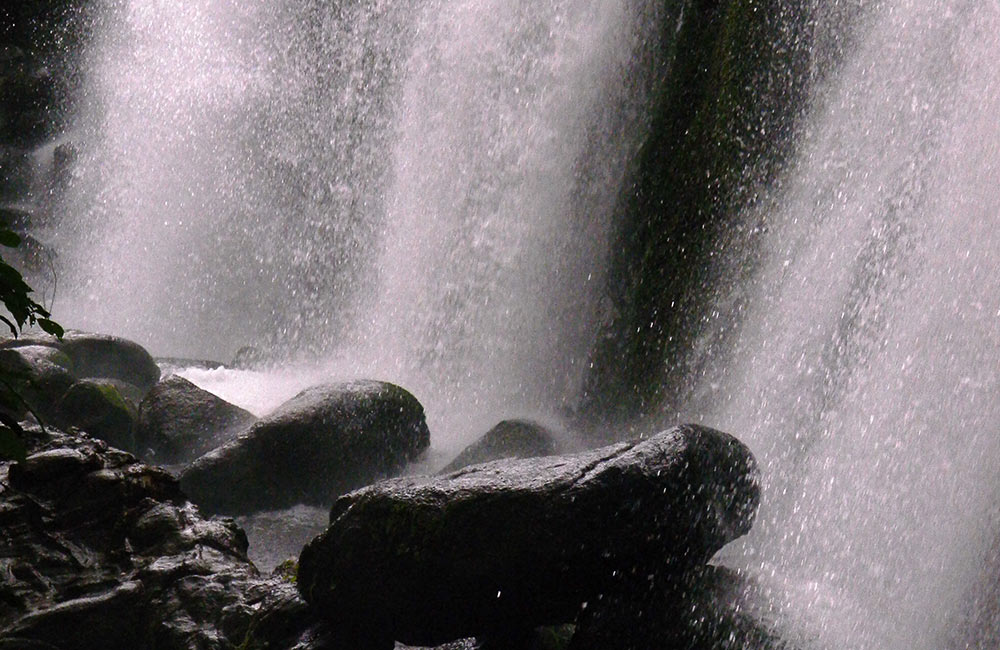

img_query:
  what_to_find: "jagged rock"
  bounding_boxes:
[55,379,137,453]
[1,330,161,395]
[298,424,760,648]
[180,380,431,515]
[0,425,331,649]
[136,374,256,465]
[568,565,801,650]
[440,419,561,473]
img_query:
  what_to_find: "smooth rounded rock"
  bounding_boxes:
[440,419,561,473]
[55,380,137,452]
[1,330,161,394]
[180,380,431,515]
[136,374,256,465]
[298,424,760,647]
[0,346,75,423]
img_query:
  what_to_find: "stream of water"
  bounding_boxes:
[49,0,1000,645]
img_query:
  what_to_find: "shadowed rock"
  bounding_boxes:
[54,379,136,452]
[568,566,798,650]
[136,374,256,465]
[180,380,430,515]
[0,425,332,649]
[1,330,161,395]
[440,419,561,473]
[298,424,759,648]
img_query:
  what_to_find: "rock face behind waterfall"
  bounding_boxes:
[179,380,431,515]
[298,424,760,648]
[0,426,329,649]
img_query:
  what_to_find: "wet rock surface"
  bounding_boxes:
[54,379,137,452]
[137,374,257,465]
[568,566,795,650]
[0,330,161,396]
[180,380,431,515]
[298,424,760,648]
[0,425,330,649]
[440,419,561,473]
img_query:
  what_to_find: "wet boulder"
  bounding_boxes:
[1,330,161,395]
[440,418,561,473]
[179,380,431,515]
[568,566,795,650]
[297,424,760,648]
[136,374,256,465]
[0,425,332,650]
[55,379,137,453]
[0,345,75,423]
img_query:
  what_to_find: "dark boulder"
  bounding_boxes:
[568,566,797,650]
[55,379,137,453]
[180,380,431,515]
[298,424,760,648]
[1,330,161,395]
[0,345,75,423]
[0,425,333,649]
[440,419,561,473]
[136,374,256,465]
[57,331,161,393]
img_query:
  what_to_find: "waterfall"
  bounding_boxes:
[53,0,656,450]
[684,1,1000,647]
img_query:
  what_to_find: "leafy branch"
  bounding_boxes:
[0,222,64,462]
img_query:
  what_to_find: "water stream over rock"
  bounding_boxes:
[30,0,1000,646]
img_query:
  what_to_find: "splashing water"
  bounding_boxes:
[54,0,655,452]
[685,1,1000,647]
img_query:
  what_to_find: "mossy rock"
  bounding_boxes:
[583,0,816,423]
[56,380,137,452]
[0,345,76,424]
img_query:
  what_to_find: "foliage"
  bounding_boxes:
[0,221,63,462]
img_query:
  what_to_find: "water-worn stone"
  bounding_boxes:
[0,425,332,649]
[55,379,137,452]
[298,424,760,648]
[0,345,75,423]
[568,566,796,650]
[180,380,431,515]
[136,374,256,465]
[440,419,561,473]
[1,330,161,395]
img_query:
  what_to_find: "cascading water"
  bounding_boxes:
[54,0,655,452]
[680,1,1000,647]
[40,0,1000,642]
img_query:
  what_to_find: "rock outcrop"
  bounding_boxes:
[0,425,331,649]
[136,374,256,465]
[298,424,760,648]
[440,419,561,473]
[180,380,431,515]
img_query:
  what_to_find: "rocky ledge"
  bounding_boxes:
[0,425,332,650]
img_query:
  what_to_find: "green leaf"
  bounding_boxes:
[37,318,63,338]
[0,426,26,463]
[0,230,21,248]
